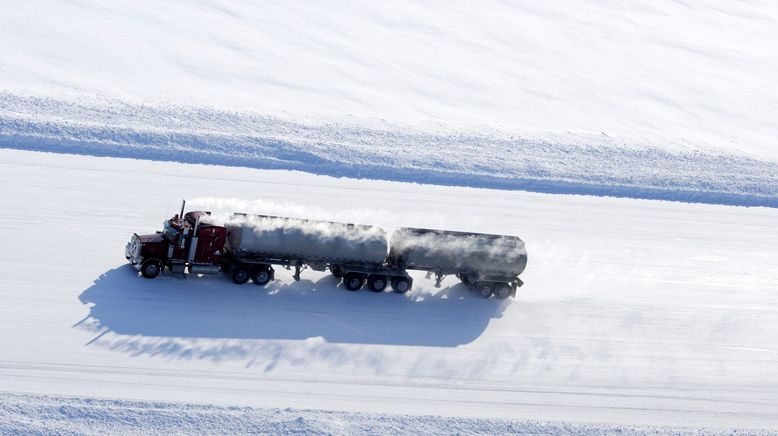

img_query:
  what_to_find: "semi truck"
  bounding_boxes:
[125,201,527,299]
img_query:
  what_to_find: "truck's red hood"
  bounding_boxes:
[138,233,165,244]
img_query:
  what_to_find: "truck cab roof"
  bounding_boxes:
[184,211,211,227]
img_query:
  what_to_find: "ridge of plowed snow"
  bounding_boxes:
[2,392,767,435]
[2,94,777,207]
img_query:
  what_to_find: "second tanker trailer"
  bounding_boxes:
[125,202,527,299]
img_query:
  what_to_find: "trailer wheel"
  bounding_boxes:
[493,283,512,300]
[367,275,388,292]
[140,259,162,279]
[344,272,365,291]
[476,282,493,298]
[231,266,250,284]
[391,277,411,294]
[330,265,343,279]
[251,266,272,286]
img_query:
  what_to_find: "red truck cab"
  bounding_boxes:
[125,210,227,278]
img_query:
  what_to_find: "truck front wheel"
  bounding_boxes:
[140,260,162,279]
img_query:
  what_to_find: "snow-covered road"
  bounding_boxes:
[1,148,776,430]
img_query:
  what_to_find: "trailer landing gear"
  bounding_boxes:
[330,265,343,279]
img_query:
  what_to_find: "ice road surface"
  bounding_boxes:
[1,149,777,431]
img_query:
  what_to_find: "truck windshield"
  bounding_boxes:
[162,221,179,242]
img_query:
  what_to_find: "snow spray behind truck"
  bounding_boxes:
[125,201,527,299]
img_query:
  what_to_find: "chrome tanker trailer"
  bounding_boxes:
[126,202,526,299]
[389,228,527,299]
[224,213,413,293]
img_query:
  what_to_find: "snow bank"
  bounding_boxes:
[2,94,777,207]
[0,393,763,435]
[2,1,778,206]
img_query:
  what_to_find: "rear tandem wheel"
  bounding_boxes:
[493,282,512,299]
[367,275,388,292]
[344,272,366,291]
[476,282,493,298]
[251,265,273,286]
[231,266,250,284]
[390,277,411,294]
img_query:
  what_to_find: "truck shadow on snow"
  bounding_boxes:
[76,265,508,356]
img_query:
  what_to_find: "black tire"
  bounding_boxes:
[140,259,162,279]
[391,277,411,294]
[343,272,366,291]
[330,265,343,279]
[231,266,250,284]
[493,283,512,300]
[476,282,493,298]
[367,275,388,292]
[458,274,472,287]
[251,266,272,286]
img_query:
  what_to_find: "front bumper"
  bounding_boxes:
[125,235,143,270]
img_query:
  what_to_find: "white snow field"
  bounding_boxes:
[2,1,778,207]
[2,0,778,433]
[2,1,778,158]
[1,149,777,433]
